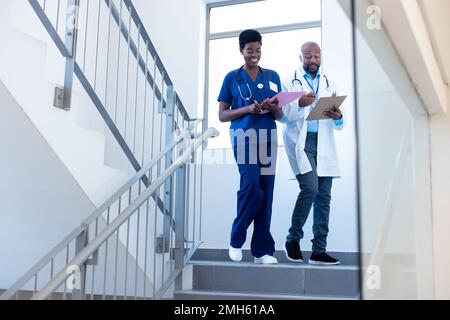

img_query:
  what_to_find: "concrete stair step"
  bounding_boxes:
[189,260,359,297]
[191,249,359,266]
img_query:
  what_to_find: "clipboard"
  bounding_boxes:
[306,96,347,121]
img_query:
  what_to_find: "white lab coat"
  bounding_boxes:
[279,68,345,178]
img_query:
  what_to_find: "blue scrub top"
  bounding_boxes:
[218,67,282,146]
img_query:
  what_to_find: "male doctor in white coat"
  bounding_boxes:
[280,42,344,265]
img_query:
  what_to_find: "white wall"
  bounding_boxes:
[430,113,450,299]
[0,80,95,289]
[321,0,358,251]
[0,75,180,292]
[373,0,447,115]
[421,0,450,300]
[200,0,358,253]
[0,0,134,206]
[132,0,206,118]
[351,0,435,299]
[351,0,450,299]
[0,75,159,292]
[0,0,153,290]
[418,0,450,86]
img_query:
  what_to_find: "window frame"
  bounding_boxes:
[203,0,323,149]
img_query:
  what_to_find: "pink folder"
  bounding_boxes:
[270,92,305,108]
[258,92,305,114]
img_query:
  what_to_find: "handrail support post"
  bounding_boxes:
[54,0,80,110]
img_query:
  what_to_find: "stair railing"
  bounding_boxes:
[1,125,219,300]
[28,0,200,224]
[1,0,215,300]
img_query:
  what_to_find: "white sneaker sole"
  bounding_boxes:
[254,255,278,264]
[308,259,340,266]
[254,259,278,265]
[229,247,242,262]
[283,247,303,263]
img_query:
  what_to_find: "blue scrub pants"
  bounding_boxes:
[231,142,277,258]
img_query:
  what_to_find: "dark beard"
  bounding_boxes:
[304,63,320,75]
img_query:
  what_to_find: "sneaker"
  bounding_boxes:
[284,241,303,263]
[229,246,242,262]
[309,252,340,266]
[254,255,278,264]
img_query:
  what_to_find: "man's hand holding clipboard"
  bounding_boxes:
[306,96,347,121]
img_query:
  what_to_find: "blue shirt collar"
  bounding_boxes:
[303,71,321,81]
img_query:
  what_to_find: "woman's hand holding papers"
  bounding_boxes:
[260,97,279,113]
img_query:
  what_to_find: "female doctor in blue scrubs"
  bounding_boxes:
[218,29,283,264]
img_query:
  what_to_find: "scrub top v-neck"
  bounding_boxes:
[218,67,282,146]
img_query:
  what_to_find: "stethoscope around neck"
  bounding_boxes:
[292,69,336,96]
[236,66,265,101]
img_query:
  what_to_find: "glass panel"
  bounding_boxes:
[354,0,434,299]
[210,0,321,34]
[208,28,321,149]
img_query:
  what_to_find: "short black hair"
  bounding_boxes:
[239,29,262,50]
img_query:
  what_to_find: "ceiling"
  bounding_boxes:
[418,0,450,85]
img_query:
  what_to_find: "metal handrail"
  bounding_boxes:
[28,0,148,182]
[0,227,84,300]
[3,0,211,301]
[120,0,190,121]
[103,0,190,122]
[28,0,71,57]
[104,0,168,117]
[27,0,196,237]
[32,128,219,300]
[72,63,151,185]
[81,119,202,227]
[28,0,192,173]
[0,120,202,301]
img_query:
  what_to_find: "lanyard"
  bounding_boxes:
[304,75,320,129]
[303,75,320,97]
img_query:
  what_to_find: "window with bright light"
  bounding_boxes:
[206,0,322,149]
[210,0,321,34]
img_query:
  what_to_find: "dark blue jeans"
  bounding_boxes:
[286,133,333,253]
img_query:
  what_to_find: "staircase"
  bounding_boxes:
[1,0,361,301]
[0,0,215,301]
[175,249,360,300]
